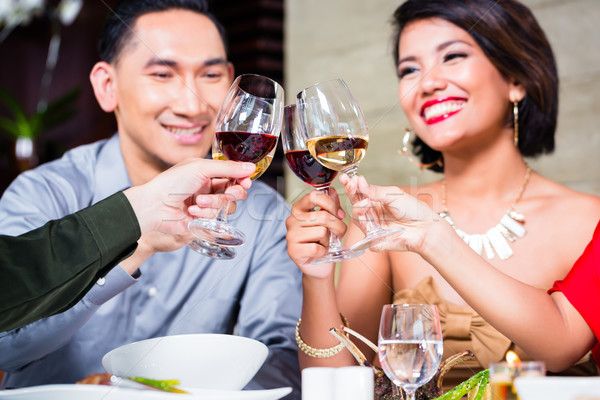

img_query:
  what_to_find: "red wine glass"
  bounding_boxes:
[188,74,283,254]
[282,104,363,264]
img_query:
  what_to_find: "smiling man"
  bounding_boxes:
[0,0,301,397]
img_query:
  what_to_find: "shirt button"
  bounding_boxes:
[96,278,105,286]
[148,287,158,297]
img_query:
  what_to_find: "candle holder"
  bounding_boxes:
[488,361,545,400]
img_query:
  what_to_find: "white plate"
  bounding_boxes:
[515,376,600,400]
[102,334,268,391]
[0,384,292,400]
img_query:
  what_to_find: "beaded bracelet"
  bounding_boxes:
[295,315,349,358]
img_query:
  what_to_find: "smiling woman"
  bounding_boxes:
[284,0,600,391]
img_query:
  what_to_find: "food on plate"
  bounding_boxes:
[76,372,112,385]
[77,373,188,393]
[129,376,188,393]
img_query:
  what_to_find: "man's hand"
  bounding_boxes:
[124,158,255,235]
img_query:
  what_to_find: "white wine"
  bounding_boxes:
[213,151,273,181]
[305,135,368,171]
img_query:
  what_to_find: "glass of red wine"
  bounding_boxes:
[188,74,283,254]
[296,78,404,251]
[283,104,364,264]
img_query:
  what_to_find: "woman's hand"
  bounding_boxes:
[341,175,439,253]
[285,188,347,277]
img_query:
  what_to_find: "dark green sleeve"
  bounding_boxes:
[0,192,141,332]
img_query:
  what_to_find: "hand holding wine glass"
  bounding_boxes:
[378,304,443,400]
[296,78,404,252]
[282,104,363,264]
[188,74,283,256]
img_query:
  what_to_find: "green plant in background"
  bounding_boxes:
[0,86,79,140]
[0,0,82,168]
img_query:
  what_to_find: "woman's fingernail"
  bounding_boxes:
[338,209,346,218]
[242,162,255,171]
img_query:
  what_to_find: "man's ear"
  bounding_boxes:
[90,61,118,112]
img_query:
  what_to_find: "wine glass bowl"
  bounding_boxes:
[283,105,338,189]
[215,131,278,164]
[212,132,276,181]
[297,79,368,177]
[378,304,443,400]
[284,147,337,189]
[188,74,283,255]
[296,78,404,252]
[282,104,363,264]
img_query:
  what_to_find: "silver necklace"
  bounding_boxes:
[439,165,532,260]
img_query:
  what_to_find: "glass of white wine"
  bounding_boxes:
[378,304,443,400]
[282,104,363,264]
[296,78,404,252]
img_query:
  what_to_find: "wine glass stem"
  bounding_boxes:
[343,169,378,233]
[405,389,416,400]
[214,178,234,223]
[316,186,345,252]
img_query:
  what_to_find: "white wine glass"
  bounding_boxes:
[188,74,283,255]
[296,78,404,252]
[282,104,364,264]
[378,304,443,400]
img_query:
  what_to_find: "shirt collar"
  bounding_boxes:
[92,133,132,204]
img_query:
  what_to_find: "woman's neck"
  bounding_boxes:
[441,146,529,202]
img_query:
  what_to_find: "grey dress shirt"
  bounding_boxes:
[0,134,302,397]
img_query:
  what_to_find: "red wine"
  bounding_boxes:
[215,131,278,164]
[285,150,338,188]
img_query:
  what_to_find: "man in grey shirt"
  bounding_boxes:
[0,0,301,396]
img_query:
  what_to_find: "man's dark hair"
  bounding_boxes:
[98,0,228,64]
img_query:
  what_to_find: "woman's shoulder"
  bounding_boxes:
[528,173,600,214]
[524,174,600,268]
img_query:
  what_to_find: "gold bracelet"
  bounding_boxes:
[295,315,349,358]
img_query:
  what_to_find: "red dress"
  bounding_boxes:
[549,220,600,365]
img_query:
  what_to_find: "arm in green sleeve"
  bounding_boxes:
[0,192,141,332]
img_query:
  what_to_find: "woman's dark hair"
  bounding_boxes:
[392,0,558,172]
[98,0,228,64]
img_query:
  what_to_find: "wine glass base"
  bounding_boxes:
[188,219,246,247]
[187,239,236,259]
[310,248,364,265]
[349,227,405,251]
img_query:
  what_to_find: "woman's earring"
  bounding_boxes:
[399,128,443,172]
[513,101,519,147]
[400,128,412,156]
